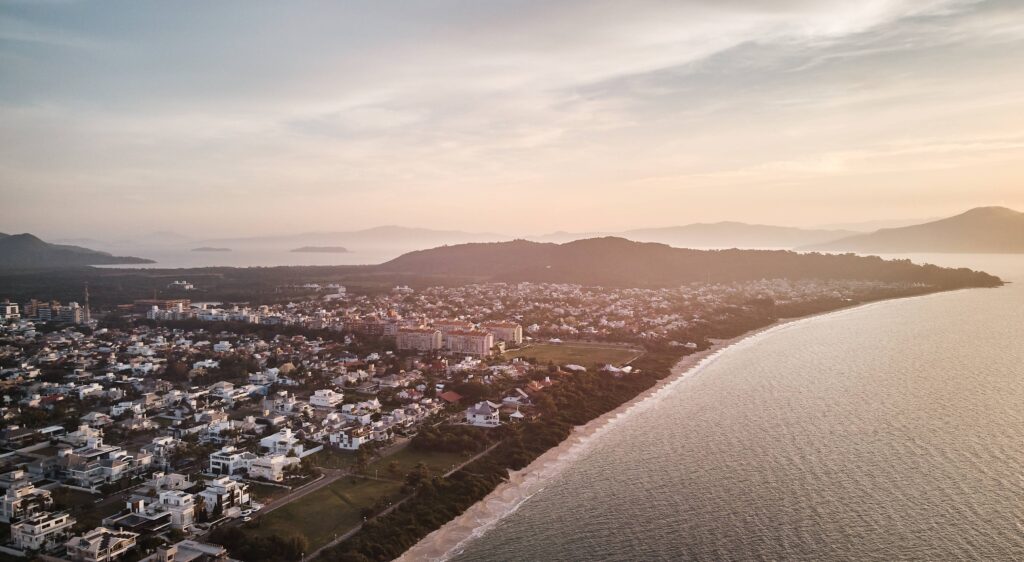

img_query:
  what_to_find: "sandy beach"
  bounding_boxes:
[395,317,796,562]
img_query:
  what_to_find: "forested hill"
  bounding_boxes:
[378,237,1003,288]
[0,233,154,267]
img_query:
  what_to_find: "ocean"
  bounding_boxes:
[405,254,1024,561]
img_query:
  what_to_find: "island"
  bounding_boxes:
[190,246,232,252]
[290,246,350,253]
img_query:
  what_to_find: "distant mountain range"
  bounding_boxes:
[534,223,857,249]
[199,226,511,251]
[379,237,1001,288]
[0,233,153,267]
[290,246,350,253]
[805,207,1024,253]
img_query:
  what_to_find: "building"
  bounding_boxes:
[247,454,298,483]
[259,427,305,456]
[140,540,231,562]
[444,330,495,357]
[103,491,195,533]
[481,321,524,345]
[309,388,344,409]
[197,477,250,518]
[396,327,443,352]
[208,446,257,476]
[10,511,76,552]
[132,299,191,314]
[465,401,501,427]
[0,300,19,321]
[0,470,53,523]
[433,320,474,334]
[66,526,139,562]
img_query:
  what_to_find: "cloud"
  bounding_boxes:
[2,0,1023,236]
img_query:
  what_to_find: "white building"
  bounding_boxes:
[309,388,344,409]
[11,511,76,552]
[481,321,524,345]
[65,526,138,562]
[444,330,495,357]
[208,446,257,476]
[197,477,250,518]
[248,454,299,483]
[259,428,304,456]
[466,401,501,427]
[396,327,443,352]
[0,471,53,523]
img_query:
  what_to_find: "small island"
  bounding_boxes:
[191,246,232,252]
[290,246,350,253]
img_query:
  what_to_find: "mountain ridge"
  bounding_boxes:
[0,233,154,268]
[805,207,1024,253]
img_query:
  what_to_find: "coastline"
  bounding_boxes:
[395,319,790,561]
[393,290,966,562]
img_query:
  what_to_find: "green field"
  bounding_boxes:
[250,449,472,550]
[251,478,404,549]
[366,448,470,479]
[505,343,642,369]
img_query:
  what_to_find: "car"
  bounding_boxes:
[242,516,252,522]
[241,509,253,516]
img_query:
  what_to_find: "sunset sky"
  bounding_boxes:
[3,0,1024,238]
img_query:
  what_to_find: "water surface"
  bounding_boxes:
[449,255,1024,561]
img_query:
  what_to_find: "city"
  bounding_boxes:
[0,276,935,561]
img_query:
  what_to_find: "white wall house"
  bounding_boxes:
[466,401,501,427]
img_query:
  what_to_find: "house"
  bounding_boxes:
[0,470,53,523]
[208,446,257,476]
[197,477,250,518]
[140,539,231,562]
[103,491,195,533]
[329,426,371,450]
[259,428,305,456]
[247,454,299,483]
[65,526,138,562]
[309,388,343,409]
[466,401,501,427]
[10,511,76,553]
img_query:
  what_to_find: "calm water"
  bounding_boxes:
[447,255,1024,561]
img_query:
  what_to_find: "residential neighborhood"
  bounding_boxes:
[0,277,919,560]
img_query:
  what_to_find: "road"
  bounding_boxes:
[301,441,502,561]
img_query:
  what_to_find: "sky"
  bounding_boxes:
[2,0,1024,239]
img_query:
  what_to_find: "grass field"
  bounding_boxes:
[366,448,471,479]
[505,342,642,369]
[250,478,404,550]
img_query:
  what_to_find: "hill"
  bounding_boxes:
[805,207,1024,253]
[534,222,855,248]
[0,233,154,268]
[379,237,1001,288]
[200,226,510,251]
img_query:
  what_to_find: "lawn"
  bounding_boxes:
[366,448,471,479]
[249,478,404,550]
[505,342,642,369]
[311,446,357,470]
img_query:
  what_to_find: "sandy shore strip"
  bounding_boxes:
[395,292,958,562]
[395,321,790,562]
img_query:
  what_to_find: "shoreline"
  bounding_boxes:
[394,290,967,562]
[395,320,795,561]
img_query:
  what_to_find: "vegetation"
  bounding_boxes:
[504,342,641,369]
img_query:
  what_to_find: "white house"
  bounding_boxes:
[465,401,501,427]
[208,446,256,476]
[309,388,343,409]
[11,511,76,553]
[247,454,299,483]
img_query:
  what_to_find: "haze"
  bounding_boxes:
[3,0,1024,239]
